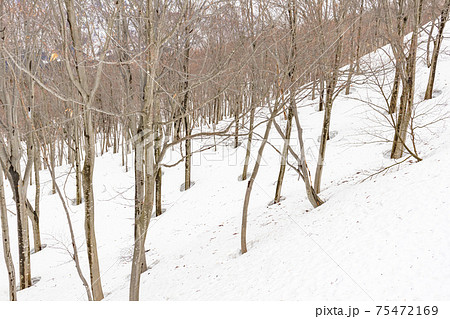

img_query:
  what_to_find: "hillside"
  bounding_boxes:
[1,23,450,301]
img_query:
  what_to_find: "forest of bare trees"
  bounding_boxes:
[0,0,449,301]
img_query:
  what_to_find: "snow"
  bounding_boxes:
[1,24,450,301]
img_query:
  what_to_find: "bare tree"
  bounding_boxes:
[425,0,450,100]
[314,0,348,193]
[59,0,123,300]
[0,168,17,301]
[390,0,424,159]
[274,0,297,203]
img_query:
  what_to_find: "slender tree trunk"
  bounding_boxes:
[314,86,333,193]
[389,0,407,114]
[311,75,316,100]
[58,138,64,166]
[355,0,364,74]
[274,1,296,203]
[182,20,192,191]
[391,0,424,159]
[242,7,257,180]
[318,78,325,111]
[242,103,255,180]
[75,118,82,205]
[129,1,160,297]
[29,81,41,253]
[26,139,41,254]
[155,122,162,217]
[314,5,345,193]
[184,121,191,190]
[130,55,148,296]
[234,94,241,148]
[32,139,42,253]
[49,140,56,195]
[241,105,279,254]
[9,166,32,289]
[425,0,450,100]
[0,168,17,301]
[345,20,356,95]
[82,109,104,300]
[274,107,293,203]
[389,65,401,114]
[155,166,162,217]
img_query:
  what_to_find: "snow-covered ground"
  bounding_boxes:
[1,25,450,301]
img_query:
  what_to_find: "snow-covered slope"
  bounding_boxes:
[1,24,450,301]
